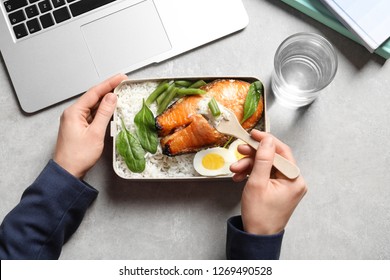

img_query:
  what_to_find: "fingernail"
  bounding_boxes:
[260,136,274,147]
[105,93,117,104]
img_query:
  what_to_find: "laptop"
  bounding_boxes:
[0,0,249,113]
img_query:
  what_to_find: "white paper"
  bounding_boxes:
[320,0,390,52]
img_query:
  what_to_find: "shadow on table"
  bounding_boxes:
[265,78,311,125]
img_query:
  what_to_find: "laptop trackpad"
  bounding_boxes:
[81,0,171,77]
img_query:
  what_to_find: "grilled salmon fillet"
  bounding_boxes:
[156,79,263,156]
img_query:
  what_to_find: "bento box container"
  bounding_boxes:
[110,76,268,180]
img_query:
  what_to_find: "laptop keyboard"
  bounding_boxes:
[3,0,117,40]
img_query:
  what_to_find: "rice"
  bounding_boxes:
[114,81,198,179]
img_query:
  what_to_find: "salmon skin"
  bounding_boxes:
[155,79,263,156]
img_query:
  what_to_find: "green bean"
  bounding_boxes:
[174,80,192,87]
[145,80,169,106]
[177,88,206,96]
[157,85,178,115]
[208,97,221,117]
[189,80,207,88]
[156,87,169,105]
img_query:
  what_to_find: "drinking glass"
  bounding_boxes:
[272,33,338,108]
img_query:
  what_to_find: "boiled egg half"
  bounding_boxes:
[193,147,236,176]
[228,139,247,161]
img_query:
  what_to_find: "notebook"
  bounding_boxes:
[0,0,249,113]
[320,0,390,53]
[280,0,390,59]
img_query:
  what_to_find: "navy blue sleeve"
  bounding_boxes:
[0,160,98,260]
[226,215,284,260]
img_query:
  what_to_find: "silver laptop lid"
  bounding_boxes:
[0,0,248,113]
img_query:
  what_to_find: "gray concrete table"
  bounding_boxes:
[1,0,389,259]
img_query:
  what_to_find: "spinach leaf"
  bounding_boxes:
[241,81,263,124]
[134,99,158,154]
[116,119,146,173]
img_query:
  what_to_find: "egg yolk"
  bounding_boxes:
[202,153,225,170]
[234,149,245,160]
